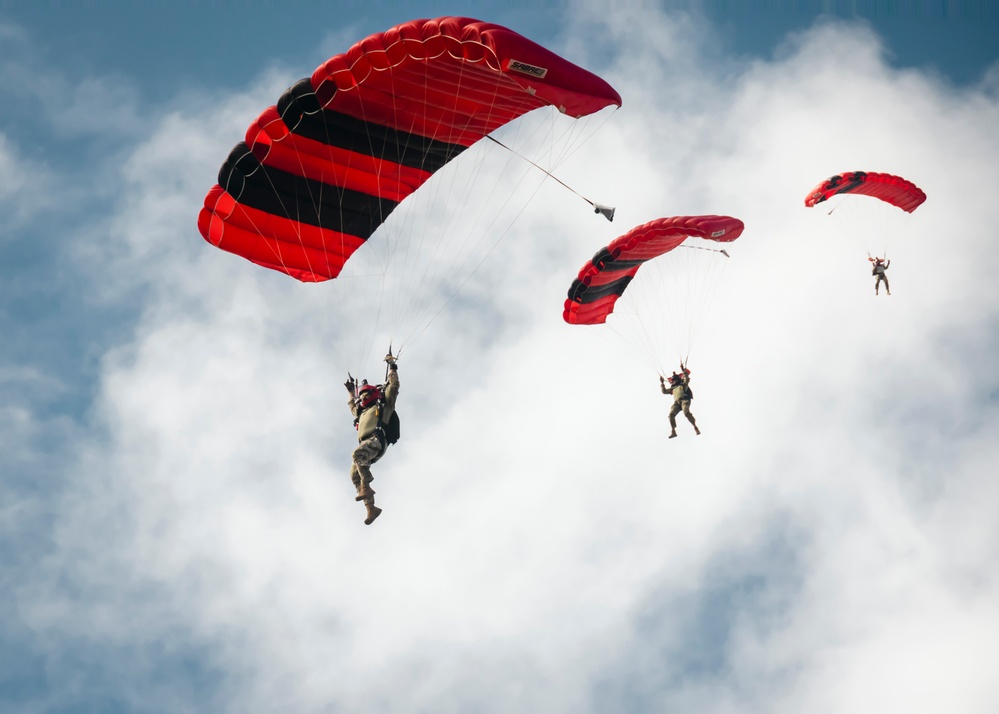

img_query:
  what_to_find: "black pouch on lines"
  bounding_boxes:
[376,406,401,445]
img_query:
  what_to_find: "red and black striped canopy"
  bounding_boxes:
[804,171,926,213]
[564,215,745,325]
[198,17,621,282]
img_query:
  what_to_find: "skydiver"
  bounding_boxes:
[870,256,891,296]
[660,363,700,438]
[343,350,400,525]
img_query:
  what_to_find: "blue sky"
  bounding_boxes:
[2,2,999,713]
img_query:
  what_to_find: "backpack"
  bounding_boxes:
[384,410,401,445]
[376,405,401,445]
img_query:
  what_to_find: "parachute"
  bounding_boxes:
[197,17,620,372]
[198,16,621,284]
[564,215,744,372]
[804,171,926,213]
[804,170,926,259]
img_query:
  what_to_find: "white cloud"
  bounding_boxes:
[8,9,999,714]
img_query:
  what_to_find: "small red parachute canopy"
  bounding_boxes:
[804,171,926,213]
[198,17,622,283]
[563,215,744,325]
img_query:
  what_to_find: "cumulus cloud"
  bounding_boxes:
[5,8,999,714]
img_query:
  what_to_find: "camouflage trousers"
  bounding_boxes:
[669,400,696,429]
[350,433,386,490]
[875,274,889,292]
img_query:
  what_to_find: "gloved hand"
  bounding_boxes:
[344,378,356,393]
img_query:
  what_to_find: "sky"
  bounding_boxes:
[2,1,999,713]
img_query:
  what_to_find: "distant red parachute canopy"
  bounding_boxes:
[564,215,745,326]
[804,171,926,213]
[198,16,622,283]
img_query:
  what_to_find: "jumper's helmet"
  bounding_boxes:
[358,384,382,409]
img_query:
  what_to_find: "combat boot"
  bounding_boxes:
[364,499,382,525]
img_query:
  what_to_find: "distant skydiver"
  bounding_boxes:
[870,256,891,296]
[344,350,400,525]
[660,363,700,438]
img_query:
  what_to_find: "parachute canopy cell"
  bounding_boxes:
[563,215,745,325]
[197,16,622,283]
[804,171,926,213]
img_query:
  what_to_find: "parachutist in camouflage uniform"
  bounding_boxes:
[660,363,700,438]
[870,256,891,295]
[344,353,400,525]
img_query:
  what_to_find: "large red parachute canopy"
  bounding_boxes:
[564,215,745,325]
[804,171,926,213]
[198,17,622,283]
